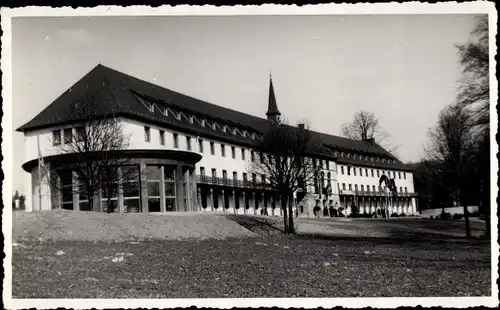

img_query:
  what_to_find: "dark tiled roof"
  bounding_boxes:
[17,64,405,169]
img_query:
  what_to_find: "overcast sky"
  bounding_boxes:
[11,14,479,194]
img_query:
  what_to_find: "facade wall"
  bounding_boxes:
[22,117,417,216]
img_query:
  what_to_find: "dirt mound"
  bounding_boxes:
[13,210,256,242]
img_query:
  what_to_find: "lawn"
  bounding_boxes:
[12,234,490,298]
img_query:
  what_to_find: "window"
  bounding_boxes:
[361,185,364,192]
[233,171,237,181]
[76,127,85,142]
[251,150,255,162]
[164,166,176,211]
[342,183,346,190]
[241,148,246,160]
[243,173,248,184]
[341,166,344,175]
[252,173,257,185]
[371,169,374,177]
[211,168,217,179]
[326,161,330,170]
[261,174,266,184]
[222,170,227,180]
[404,173,407,180]
[221,144,226,157]
[355,184,358,191]
[405,187,408,193]
[399,187,402,193]
[146,165,161,212]
[353,167,357,176]
[376,170,380,178]
[367,185,370,192]
[186,136,192,151]
[365,168,368,176]
[173,133,179,148]
[159,130,165,145]
[360,169,363,177]
[348,184,352,191]
[398,172,401,179]
[53,130,61,145]
[144,126,151,142]
[200,166,205,176]
[198,139,204,153]
[231,146,236,159]
[122,165,141,213]
[64,128,73,144]
[210,142,215,155]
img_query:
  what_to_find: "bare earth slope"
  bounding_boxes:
[13,210,256,242]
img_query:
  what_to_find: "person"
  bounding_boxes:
[329,204,334,217]
[323,205,328,217]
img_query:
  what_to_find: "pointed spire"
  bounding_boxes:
[266,73,281,122]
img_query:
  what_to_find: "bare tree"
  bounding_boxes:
[49,93,139,212]
[456,15,489,127]
[341,110,398,154]
[456,15,490,237]
[249,120,321,234]
[425,104,474,237]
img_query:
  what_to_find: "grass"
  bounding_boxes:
[13,235,490,298]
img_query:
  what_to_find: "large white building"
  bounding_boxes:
[17,64,418,217]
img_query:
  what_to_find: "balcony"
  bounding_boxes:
[196,175,271,190]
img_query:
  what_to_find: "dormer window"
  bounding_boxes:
[222,125,227,133]
[201,119,206,127]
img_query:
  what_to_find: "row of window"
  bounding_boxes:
[146,126,336,169]
[339,165,407,180]
[341,183,409,193]
[52,127,85,145]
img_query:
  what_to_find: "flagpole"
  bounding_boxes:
[38,135,42,211]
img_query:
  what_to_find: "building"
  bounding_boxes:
[17,64,418,216]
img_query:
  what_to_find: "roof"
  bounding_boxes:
[17,64,410,171]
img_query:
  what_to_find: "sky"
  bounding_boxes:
[10,14,480,194]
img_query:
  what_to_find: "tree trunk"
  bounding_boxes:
[281,195,289,234]
[287,196,295,235]
[459,188,471,238]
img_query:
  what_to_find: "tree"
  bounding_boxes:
[249,121,321,234]
[341,110,398,154]
[425,103,474,237]
[456,15,490,236]
[49,93,138,212]
[456,15,489,127]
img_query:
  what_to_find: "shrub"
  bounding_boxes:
[391,212,399,217]
[452,213,464,220]
[400,213,406,217]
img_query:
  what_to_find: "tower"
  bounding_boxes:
[266,74,281,123]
